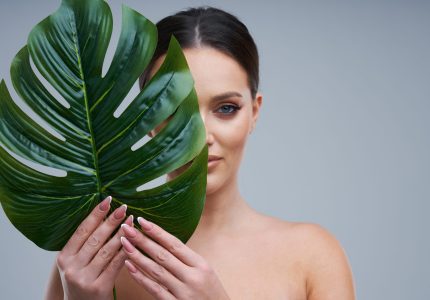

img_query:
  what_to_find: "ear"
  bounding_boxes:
[250,92,263,133]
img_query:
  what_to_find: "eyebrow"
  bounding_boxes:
[211,91,243,102]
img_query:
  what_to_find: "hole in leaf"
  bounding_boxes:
[4,77,65,142]
[129,111,176,151]
[113,80,140,118]
[0,142,67,177]
[165,159,194,182]
[101,2,120,78]
[136,158,195,192]
[131,133,151,152]
[136,174,166,192]
[29,56,70,109]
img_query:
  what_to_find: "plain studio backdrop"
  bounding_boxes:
[0,0,429,299]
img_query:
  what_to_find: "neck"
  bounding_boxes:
[193,175,252,236]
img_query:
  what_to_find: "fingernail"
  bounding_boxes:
[125,260,137,273]
[127,215,134,225]
[138,217,153,231]
[121,236,134,253]
[99,196,112,211]
[114,204,127,219]
[121,223,137,237]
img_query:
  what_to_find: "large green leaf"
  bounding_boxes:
[0,0,207,251]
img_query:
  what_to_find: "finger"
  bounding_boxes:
[76,203,128,266]
[138,216,205,267]
[87,215,134,278]
[125,259,176,300]
[96,246,128,285]
[62,196,112,256]
[121,236,185,296]
[121,223,191,282]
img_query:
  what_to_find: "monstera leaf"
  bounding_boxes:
[0,0,207,251]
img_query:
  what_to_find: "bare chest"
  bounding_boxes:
[116,231,308,299]
[116,250,306,300]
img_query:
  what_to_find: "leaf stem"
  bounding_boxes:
[69,10,102,197]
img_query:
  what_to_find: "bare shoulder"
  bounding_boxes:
[280,221,346,256]
[254,214,342,248]
[254,214,356,299]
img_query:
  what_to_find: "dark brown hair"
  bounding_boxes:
[139,6,259,98]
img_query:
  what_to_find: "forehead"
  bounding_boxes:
[152,47,250,99]
[184,47,248,90]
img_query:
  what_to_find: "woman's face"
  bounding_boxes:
[152,47,262,196]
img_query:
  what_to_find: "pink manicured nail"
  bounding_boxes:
[121,236,134,253]
[125,260,137,273]
[137,217,153,231]
[121,223,137,237]
[99,196,112,211]
[114,204,127,219]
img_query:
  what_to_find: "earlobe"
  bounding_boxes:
[249,93,262,135]
[252,93,263,127]
[253,93,263,116]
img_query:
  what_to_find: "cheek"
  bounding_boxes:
[216,114,251,155]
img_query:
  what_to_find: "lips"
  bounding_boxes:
[208,155,222,162]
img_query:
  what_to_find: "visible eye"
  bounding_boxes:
[215,104,240,115]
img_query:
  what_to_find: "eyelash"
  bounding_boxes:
[215,104,240,115]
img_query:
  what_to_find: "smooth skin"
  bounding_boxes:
[45,47,355,299]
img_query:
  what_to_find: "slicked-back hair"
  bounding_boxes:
[139,6,259,99]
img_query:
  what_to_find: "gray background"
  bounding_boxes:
[1,0,429,299]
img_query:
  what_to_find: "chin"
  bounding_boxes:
[205,178,218,196]
[205,171,230,197]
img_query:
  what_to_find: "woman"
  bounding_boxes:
[46,7,355,300]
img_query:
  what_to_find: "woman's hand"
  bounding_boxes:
[56,196,132,300]
[120,217,230,300]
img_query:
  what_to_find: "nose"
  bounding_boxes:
[201,113,214,146]
[205,128,214,145]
